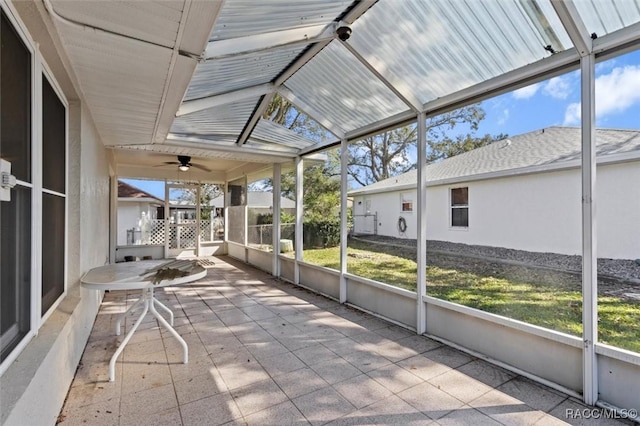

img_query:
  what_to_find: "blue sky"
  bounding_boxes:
[479,49,640,138]
[124,49,640,198]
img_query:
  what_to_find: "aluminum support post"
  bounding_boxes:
[580,54,598,406]
[416,112,427,334]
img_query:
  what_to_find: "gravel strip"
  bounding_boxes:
[354,235,640,282]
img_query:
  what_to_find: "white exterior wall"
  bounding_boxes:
[428,169,582,255]
[353,191,419,240]
[1,3,110,424]
[353,162,639,259]
[117,201,156,246]
[597,162,640,259]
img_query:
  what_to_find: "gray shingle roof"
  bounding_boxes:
[349,127,640,196]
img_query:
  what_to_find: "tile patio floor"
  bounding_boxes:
[58,256,631,425]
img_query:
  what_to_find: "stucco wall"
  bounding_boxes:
[80,108,111,272]
[1,2,110,424]
[352,162,639,259]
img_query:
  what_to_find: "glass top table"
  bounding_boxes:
[81,260,207,381]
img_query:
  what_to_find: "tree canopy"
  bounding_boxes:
[347,105,507,186]
[261,96,505,215]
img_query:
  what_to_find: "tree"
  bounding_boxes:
[262,94,330,143]
[348,105,506,186]
[177,184,223,220]
[427,132,508,162]
[261,95,341,220]
[261,156,341,221]
[348,126,417,187]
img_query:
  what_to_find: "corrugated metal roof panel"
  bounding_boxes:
[348,0,572,105]
[244,139,300,154]
[209,0,351,41]
[170,97,258,136]
[574,0,640,37]
[284,41,409,132]
[252,119,316,149]
[185,45,306,101]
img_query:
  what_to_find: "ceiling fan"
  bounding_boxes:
[156,155,211,172]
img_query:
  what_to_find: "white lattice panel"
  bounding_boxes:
[170,225,196,249]
[149,220,165,245]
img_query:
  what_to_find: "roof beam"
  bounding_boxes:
[236,93,275,145]
[551,0,592,56]
[341,0,377,25]
[167,133,296,159]
[340,39,422,112]
[274,0,376,87]
[204,24,335,60]
[176,83,275,116]
[277,86,346,139]
[593,21,640,58]
[237,0,376,146]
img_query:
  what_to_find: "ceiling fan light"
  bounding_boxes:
[178,164,190,171]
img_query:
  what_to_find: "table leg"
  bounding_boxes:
[149,291,188,364]
[153,298,174,326]
[115,295,144,336]
[109,293,150,382]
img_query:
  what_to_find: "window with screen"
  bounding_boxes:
[0,9,32,362]
[451,187,468,227]
[41,75,66,315]
[401,193,413,212]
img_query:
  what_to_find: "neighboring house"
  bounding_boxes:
[349,127,640,260]
[210,191,296,217]
[117,180,163,246]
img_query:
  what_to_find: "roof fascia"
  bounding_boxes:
[350,150,640,195]
[348,182,415,197]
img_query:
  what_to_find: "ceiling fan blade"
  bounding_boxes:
[191,163,212,172]
[152,161,179,167]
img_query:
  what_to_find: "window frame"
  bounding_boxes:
[0,1,69,374]
[450,186,469,228]
[400,192,413,213]
[0,2,36,374]
[39,57,69,323]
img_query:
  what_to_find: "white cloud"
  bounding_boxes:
[512,83,540,99]
[563,65,640,125]
[596,59,616,74]
[497,108,510,126]
[563,102,581,125]
[544,76,571,100]
[595,65,640,116]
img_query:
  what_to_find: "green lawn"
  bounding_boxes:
[300,246,640,353]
